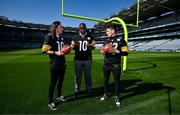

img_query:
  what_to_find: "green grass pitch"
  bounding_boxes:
[0,49,180,114]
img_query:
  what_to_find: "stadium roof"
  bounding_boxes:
[110,0,180,24]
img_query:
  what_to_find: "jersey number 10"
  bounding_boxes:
[79,41,88,51]
[56,41,64,51]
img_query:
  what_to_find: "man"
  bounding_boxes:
[71,23,96,97]
[100,24,128,107]
[42,21,66,110]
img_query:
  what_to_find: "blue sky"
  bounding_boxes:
[0,0,134,28]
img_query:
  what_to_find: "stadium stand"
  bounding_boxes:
[151,39,180,52]
[94,0,180,52]
[1,0,180,52]
[0,16,78,49]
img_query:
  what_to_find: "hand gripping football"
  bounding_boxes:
[75,41,80,46]
[102,44,114,53]
[61,45,72,55]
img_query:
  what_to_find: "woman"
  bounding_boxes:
[42,21,66,110]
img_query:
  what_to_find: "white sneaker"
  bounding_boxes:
[48,102,57,111]
[100,94,108,101]
[115,96,120,107]
[56,96,66,102]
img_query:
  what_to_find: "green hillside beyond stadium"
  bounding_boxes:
[0,49,180,114]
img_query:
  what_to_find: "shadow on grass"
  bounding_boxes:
[127,61,157,71]
[56,69,175,114]
[57,80,175,110]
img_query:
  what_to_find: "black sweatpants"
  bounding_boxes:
[103,63,121,97]
[74,59,92,93]
[49,66,65,103]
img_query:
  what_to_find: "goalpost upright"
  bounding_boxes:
[61,0,140,71]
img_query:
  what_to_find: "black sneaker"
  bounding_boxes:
[74,91,79,98]
[56,96,66,102]
[48,102,57,111]
[100,94,108,101]
[115,96,120,107]
[88,90,93,97]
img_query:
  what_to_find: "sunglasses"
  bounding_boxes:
[79,28,85,30]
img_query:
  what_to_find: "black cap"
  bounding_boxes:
[79,23,86,29]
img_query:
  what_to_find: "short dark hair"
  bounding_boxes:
[105,23,116,31]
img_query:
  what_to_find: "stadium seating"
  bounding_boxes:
[94,10,180,52]
[152,39,180,51]
[1,0,180,52]
[0,16,78,49]
[93,0,180,52]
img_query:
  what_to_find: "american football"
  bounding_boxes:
[75,41,80,46]
[61,45,71,55]
[102,44,114,53]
